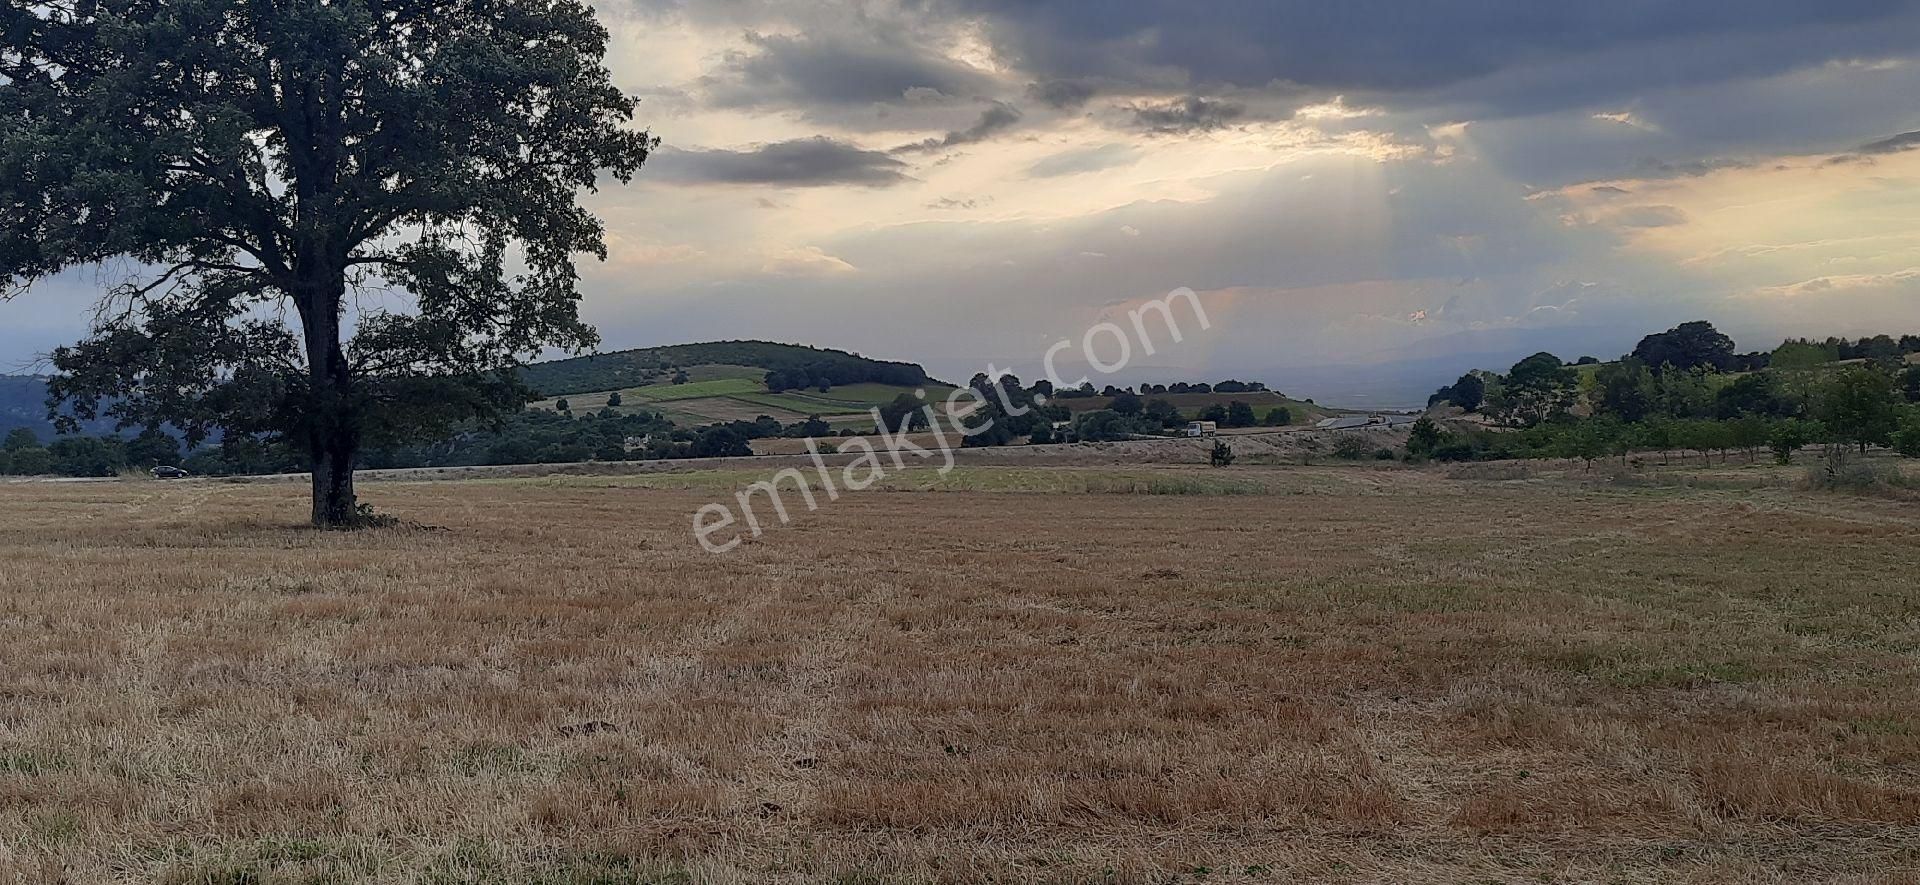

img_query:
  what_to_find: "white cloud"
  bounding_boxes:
[760,246,858,277]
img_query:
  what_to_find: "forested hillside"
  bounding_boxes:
[1414,322,1920,467]
[521,340,931,396]
[0,375,117,437]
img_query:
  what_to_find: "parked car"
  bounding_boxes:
[151,465,191,479]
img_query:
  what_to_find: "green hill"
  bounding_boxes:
[519,340,932,397]
[529,362,960,430]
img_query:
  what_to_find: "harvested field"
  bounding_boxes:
[1,463,1918,882]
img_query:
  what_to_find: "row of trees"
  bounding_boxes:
[1408,411,1920,468]
[1412,320,1920,468]
[1,428,182,477]
[2,402,872,477]
[1622,322,1920,374]
[1431,323,1920,445]
[1105,392,1290,429]
[8,371,1302,476]
[869,374,1298,446]
[762,354,932,394]
[1053,379,1271,399]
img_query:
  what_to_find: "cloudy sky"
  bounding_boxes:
[7,0,1920,403]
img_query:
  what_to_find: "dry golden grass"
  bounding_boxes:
[1,463,1918,883]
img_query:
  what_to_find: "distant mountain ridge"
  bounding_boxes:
[1,375,59,437]
[0,375,122,438]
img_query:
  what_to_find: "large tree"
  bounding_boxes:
[1633,321,1736,373]
[1,0,654,525]
[1819,365,1900,453]
[1496,352,1577,427]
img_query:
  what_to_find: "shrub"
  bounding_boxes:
[1071,410,1161,443]
[1804,447,1913,493]
[8,447,51,476]
[1263,407,1291,426]
[1223,401,1257,428]
[48,436,123,477]
[1209,440,1234,467]
[1770,419,1815,465]
[1406,416,1446,457]
[1894,410,1920,458]
[1332,434,1373,460]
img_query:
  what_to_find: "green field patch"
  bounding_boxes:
[679,363,768,383]
[791,382,959,406]
[732,383,959,413]
[628,377,763,402]
[662,396,809,422]
[725,391,844,414]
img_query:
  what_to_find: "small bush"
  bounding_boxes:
[1209,440,1235,467]
[1803,448,1914,493]
[1332,434,1373,460]
[1895,414,1920,458]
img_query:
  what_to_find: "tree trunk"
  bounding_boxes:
[297,269,361,528]
[311,434,358,526]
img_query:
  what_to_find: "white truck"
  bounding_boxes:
[1184,421,1218,438]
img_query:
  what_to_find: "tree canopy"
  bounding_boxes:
[1497,352,1578,426]
[1633,321,1736,373]
[2,0,654,525]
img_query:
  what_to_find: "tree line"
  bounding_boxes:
[1416,321,1920,466]
[1,406,877,478]
[29,367,1303,478]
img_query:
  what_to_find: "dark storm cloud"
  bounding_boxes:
[1850,129,1920,155]
[1128,96,1247,134]
[702,31,998,110]
[894,102,1024,153]
[939,0,1920,112]
[651,0,1920,181]
[653,138,911,187]
[1825,129,1920,165]
[1835,128,1920,161]
[1628,156,1755,179]
[1027,78,1100,109]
